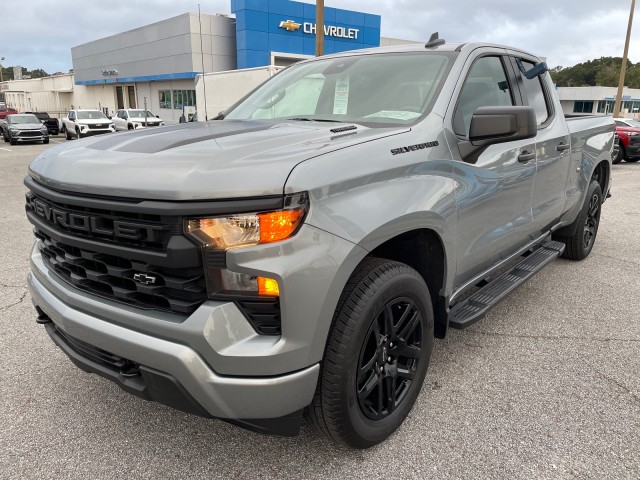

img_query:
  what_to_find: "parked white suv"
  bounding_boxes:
[62,109,115,139]
[112,109,164,131]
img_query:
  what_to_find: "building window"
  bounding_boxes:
[159,89,196,109]
[573,101,594,114]
[597,100,615,114]
[173,90,196,109]
[159,90,172,109]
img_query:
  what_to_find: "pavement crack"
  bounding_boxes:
[0,289,29,311]
[593,370,640,406]
[472,330,640,344]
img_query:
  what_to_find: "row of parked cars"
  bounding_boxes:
[0,108,165,145]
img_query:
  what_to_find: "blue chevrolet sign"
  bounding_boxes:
[231,0,381,69]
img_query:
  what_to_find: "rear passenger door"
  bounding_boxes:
[508,55,571,235]
[446,50,537,287]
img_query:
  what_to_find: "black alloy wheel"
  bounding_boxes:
[357,297,422,420]
[582,191,601,251]
[554,180,602,260]
[305,258,434,448]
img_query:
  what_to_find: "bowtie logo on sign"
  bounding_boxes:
[278,19,359,40]
[279,20,301,31]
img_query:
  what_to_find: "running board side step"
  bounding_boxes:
[448,241,565,329]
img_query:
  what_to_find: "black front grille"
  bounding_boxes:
[26,192,178,250]
[88,124,109,129]
[36,231,207,315]
[18,131,42,137]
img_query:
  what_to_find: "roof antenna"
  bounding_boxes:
[425,32,445,49]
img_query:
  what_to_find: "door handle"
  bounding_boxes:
[518,151,535,163]
[557,143,570,152]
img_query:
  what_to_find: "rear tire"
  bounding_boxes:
[305,258,434,448]
[612,145,624,164]
[553,180,602,260]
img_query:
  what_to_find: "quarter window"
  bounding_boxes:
[454,56,514,136]
[573,101,594,114]
[519,60,550,125]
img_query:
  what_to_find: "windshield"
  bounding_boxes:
[77,111,108,120]
[225,52,453,126]
[129,110,157,118]
[9,115,40,124]
[33,112,50,120]
[623,119,640,128]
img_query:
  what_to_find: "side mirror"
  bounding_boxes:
[107,116,112,119]
[459,106,537,162]
[469,106,537,146]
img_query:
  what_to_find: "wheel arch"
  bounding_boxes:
[365,227,449,339]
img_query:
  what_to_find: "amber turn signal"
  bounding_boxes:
[258,276,280,296]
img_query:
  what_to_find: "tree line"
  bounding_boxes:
[550,57,640,88]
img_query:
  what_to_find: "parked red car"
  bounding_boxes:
[613,118,640,164]
[0,106,18,120]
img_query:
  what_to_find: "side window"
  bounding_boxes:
[519,60,550,125]
[69,111,75,120]
[454,56,514,136]
[614,120,625,127]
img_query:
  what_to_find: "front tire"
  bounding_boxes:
[553,180,602,260]
[65,129,72,140]
[10,138,17,145]
[43,138,49,144]
[76,128,83,139]
[624,156,640,163]
[306,258,434,448]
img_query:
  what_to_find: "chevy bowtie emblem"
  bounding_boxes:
[279,19,301,31]
[133,273,157,285]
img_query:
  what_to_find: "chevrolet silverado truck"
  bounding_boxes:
[26,39,614,448]
[60,109,115,139]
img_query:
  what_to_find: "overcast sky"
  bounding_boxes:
[2,0,638,73]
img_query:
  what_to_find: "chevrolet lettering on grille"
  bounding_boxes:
[26,194,167,242]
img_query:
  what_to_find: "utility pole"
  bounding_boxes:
[315,0,324,57]
[614,0,635,117]
[144,97,148,127]
[0,57,4,83]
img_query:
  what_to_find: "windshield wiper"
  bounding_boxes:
[286,117,344,123]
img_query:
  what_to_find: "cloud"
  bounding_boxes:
[1,0,637,73]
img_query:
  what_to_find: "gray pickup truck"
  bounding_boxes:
[25,39,614,448]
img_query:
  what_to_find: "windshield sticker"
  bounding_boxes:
[333,77,350,115]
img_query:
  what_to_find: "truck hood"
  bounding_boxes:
[29,120,408,200]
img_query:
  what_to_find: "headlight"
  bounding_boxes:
[186,192,308,298]
[628,132,639,136]
[10,129,19,135]
[41,127,48,134]
[186,192,308,248]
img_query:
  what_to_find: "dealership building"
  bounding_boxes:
[2,0,417,122]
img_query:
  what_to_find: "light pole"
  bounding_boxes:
[614,0,635,118]
[0,57,4,83]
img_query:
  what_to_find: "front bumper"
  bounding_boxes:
[28,251,319,423]
[13,134,47,142]
[626,136,640,157]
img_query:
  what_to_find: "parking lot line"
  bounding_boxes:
[50,140,63,144]
[0,147,12,152]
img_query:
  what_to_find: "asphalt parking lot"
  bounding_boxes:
[1,140,639,479]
